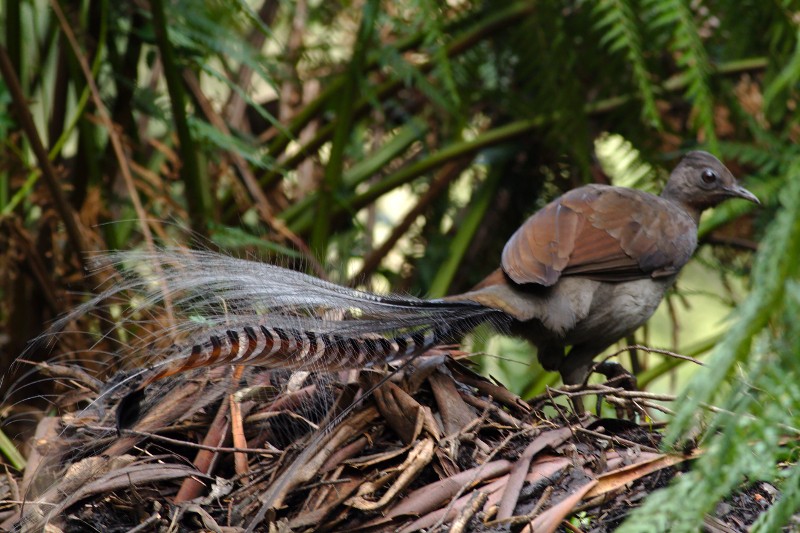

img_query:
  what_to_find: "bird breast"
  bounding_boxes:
[542,276,677,345]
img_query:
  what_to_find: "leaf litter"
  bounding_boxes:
[0,351,781,532]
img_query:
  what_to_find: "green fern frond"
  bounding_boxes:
[381,46,458,116]
[198,61,283,129]
[165,0,275,84]
[595,133,658,191]
[718,140,786,174]
[593,0,661,127]
[763,28,800,118]
[188,117,277,171]
[418,0,462,115]
[644,0,716,150]
[675,158,800,430]
[619,157,800,532]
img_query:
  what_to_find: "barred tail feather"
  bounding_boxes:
[139,311,496,387]
[32,248,506,426]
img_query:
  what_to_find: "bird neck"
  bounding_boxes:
[660,190,703,225]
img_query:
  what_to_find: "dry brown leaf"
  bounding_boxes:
[583,452,690,500]
[429,371,477,434]
[497,426,575,520]
[485,456,570,510]
[385,459,513,519]
[398,475,511,533]
[373,381,427,444]
[346,438,436,511]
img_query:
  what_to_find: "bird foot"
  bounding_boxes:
[593,361,638,419]
[593,361,637,390]
[558,361,637,418]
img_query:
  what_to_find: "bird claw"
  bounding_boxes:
[593,361,637,390]
[593,361,638,419]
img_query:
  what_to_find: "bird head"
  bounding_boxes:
[661,151,759,213]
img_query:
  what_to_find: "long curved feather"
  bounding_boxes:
[38,248,505,397]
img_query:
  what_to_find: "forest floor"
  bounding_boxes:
[0,351,782,532]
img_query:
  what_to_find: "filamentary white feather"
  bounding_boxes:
[38,248,505,377]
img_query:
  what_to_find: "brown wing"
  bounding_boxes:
[501,184,698,287]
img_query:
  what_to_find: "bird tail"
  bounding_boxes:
[43,248,505,398]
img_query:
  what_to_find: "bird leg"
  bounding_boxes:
[558,344,603,415]
[593,361,638,419]
[557,341,623,415]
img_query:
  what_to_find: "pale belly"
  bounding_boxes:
[450,271,677,350]
[553,277,676,346]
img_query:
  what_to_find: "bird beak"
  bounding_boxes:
[726,184,760,205]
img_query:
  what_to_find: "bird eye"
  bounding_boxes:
[701,169,718,184]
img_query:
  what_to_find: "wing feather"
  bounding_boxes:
[501,184,697,286]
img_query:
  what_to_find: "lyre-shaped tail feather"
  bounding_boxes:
[42,249,506,425]
[136,308,497,386]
